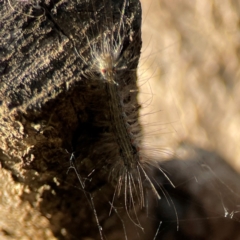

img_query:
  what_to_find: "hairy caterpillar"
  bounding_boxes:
[54,1,240,239]
[73,0,170,203]
[71,0,174,235]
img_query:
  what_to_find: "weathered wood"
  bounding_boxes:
[0,0,145,239]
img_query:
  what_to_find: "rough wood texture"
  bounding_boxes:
[0,0,145,239]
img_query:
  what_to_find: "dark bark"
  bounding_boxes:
[0,1,146,239]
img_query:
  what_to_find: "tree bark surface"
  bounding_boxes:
[0,1,144,239]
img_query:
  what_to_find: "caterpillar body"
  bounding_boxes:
[69,0,173,238]
[74,0,162,208]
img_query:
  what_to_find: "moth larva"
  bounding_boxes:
[74,0,162,212]
[70,1,178,238]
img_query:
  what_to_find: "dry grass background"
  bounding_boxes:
[139,0,240,171]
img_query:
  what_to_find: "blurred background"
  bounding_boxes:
[139,0,240,171]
